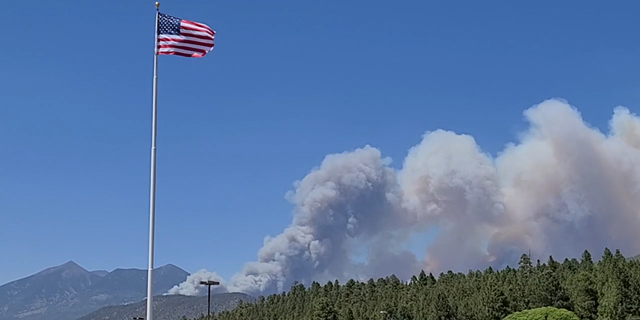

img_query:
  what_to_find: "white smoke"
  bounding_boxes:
[166,269,227,296]
[227,146,409,294]
[167,98,640,297]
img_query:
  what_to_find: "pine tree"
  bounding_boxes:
[598,279,624,320]
[570,271,598,320]
[313,296,338,320]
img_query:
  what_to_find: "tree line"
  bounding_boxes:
[198,248,640,320]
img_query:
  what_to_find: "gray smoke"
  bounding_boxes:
[169,98,640,297]
[166,269,227,296]
[228,146,410,294]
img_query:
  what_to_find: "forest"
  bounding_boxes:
[198,248,640,320]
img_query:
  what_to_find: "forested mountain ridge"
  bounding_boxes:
[0,262,189,320]
[203,248,640,320]
[77,293,255,320]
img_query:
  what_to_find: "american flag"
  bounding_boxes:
[157,12,215,58]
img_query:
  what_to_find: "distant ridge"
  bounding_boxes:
[35,260,88,276]
[90,270,109,277]
[0,261,190,320]
[77,293,256,320]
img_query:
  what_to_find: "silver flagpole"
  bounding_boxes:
[146,2,160,320]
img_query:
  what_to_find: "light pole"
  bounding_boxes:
[200,280,220,320]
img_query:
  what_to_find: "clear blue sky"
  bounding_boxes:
[2,0,640,285]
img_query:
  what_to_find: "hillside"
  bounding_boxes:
[207,248,640,320]
[77,293,255,320]
[0,261,189,320]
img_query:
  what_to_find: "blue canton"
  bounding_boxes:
[158,13,181,35]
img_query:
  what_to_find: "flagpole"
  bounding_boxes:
[146,2,160,320]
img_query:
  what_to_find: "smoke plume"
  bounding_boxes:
[166,269,227,296]
[168,98,640,297]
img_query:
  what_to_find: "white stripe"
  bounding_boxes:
[157,39,213,52]
[158,35,214,46]
[181,21,214,34]
[180,28,214,39]
[157,47,209,55]
[181,34,214,44]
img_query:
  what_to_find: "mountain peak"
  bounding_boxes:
[155,264,189,277]
[157,263,181,271]
[36,260,87,275]
[61,260,80,268]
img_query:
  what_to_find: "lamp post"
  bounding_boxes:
[200,280,220,319]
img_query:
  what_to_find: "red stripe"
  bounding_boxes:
[158,50,210,58]
[180,23,215,36]
[158,44,208,54]
[178,30,214,41]
[158,38,212,48]
[181,19,214,33]
[180,26,215,38]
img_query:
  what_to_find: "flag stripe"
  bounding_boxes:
[158,48,206,57]
[157,12,215,58]
[158,37,213,48]
[181,23,214,36]
[183,20,213,32]
[179,30,214,41]
[157,50,193,57]
[158,34,214,45]
[158,44,207,54]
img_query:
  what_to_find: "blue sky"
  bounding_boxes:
[2,0,640,284]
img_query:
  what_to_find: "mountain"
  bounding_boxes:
[77,293,255,320]
[79,264,188,306]
[89,271,108,278]
[0,261,102,320]
[0,261,189,320]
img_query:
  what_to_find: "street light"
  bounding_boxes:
[133,317,144,320]
[200,280,220,320]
